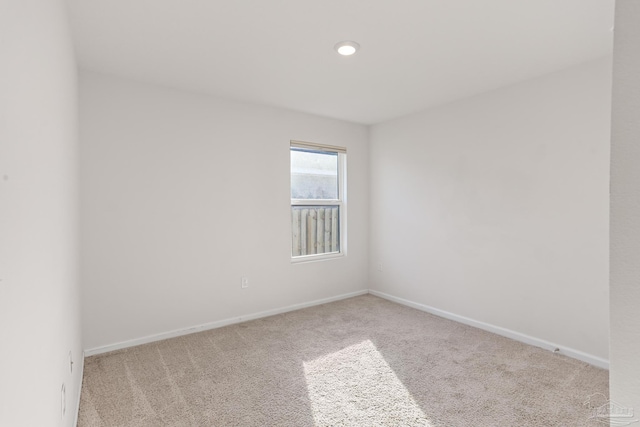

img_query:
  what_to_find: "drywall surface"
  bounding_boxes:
[610,0,640,413]
[79,71,369,350]
[369,58,611,361]
[0,1,82,426]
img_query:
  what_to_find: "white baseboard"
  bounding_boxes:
[84,290,368,356]
[73,351,85,427]
[369,289,609,370]
[84,288,609,370]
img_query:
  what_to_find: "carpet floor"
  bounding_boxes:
[78,295,608,426]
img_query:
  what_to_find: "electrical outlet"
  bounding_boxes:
[377,263,383,272]
[241,277,249,289]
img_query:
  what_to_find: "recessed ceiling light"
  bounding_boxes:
[334,41,360,56]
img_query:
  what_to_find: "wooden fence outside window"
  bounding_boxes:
[291,206,340,257]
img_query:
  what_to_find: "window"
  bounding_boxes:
[290,141,346,260]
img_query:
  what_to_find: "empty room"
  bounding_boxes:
[2,0,640,426]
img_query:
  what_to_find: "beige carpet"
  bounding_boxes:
[78,295,608,426]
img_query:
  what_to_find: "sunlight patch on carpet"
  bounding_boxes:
[303,339,433,426]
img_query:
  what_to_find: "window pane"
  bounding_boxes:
[291,206,340,257]
[291,149,338,199]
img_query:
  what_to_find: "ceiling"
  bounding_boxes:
[65,0,614,125]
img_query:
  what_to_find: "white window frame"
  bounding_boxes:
[290,140,347,263]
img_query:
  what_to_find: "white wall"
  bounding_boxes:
[79,71,369,351]
[610,0,640,412]
[369,58,611,362]
[0,1,82,426]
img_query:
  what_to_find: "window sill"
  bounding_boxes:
[291,252,345,264]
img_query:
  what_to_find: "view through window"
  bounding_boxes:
[290,141,346,259]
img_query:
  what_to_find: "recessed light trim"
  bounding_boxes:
[334,41,360,56]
